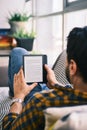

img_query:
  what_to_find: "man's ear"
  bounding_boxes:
[69,59,77,76]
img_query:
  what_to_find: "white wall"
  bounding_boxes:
[0,0,30,28]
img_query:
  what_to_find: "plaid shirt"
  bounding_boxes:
[3,86,87,130]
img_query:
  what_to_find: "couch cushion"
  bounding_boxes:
[52,111,87,130]
[43,106,87,130]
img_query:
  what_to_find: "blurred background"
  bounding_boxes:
[0,0,87,67]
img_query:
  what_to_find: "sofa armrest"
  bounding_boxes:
[0,55,9,87]
[0,66,8,87]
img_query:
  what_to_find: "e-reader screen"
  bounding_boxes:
[23,55,47,84]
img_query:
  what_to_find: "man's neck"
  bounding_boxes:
[73,77,87,92]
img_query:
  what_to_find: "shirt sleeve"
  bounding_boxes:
[2,95,45,130]
[2,113,19,130]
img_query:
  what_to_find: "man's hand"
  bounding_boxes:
[44,64,58,88]
[13,67,37,101]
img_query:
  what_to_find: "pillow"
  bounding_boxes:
[51,111,87,130]
[43,105,87,130]
[0,87,9,96]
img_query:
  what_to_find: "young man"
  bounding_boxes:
[3,26,87,130]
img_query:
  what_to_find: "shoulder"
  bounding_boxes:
[33,89,54,97]
[31,89,59,101]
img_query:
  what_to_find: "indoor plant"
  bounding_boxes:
[8,12,35,51]
[12,29,36,51]
[8,12,32,34]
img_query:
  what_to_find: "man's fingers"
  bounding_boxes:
[45,64,52,72]
[28,83,38,91]
[20,67,25,80]
[14,74,17,83]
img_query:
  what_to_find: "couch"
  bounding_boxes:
[0,51,87,130]
[0,55,11,130]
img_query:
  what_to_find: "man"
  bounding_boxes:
[2,26,87,130]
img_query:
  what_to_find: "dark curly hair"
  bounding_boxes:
[67,26,87,82]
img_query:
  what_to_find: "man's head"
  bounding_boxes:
[66,26,87,84]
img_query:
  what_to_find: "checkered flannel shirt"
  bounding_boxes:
[2,86,87,130]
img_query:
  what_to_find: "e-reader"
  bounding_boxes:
[23,55,47,84]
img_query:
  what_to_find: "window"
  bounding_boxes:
[33,0,63,16]
[33,0,63,66]
[64,9,87,49]
[52,0,63,12]
[32,0,87,66]
[65,0,87,11]
[67,0,78,2]
[34,15,63,66]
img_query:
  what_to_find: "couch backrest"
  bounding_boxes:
[52,50,70,85]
